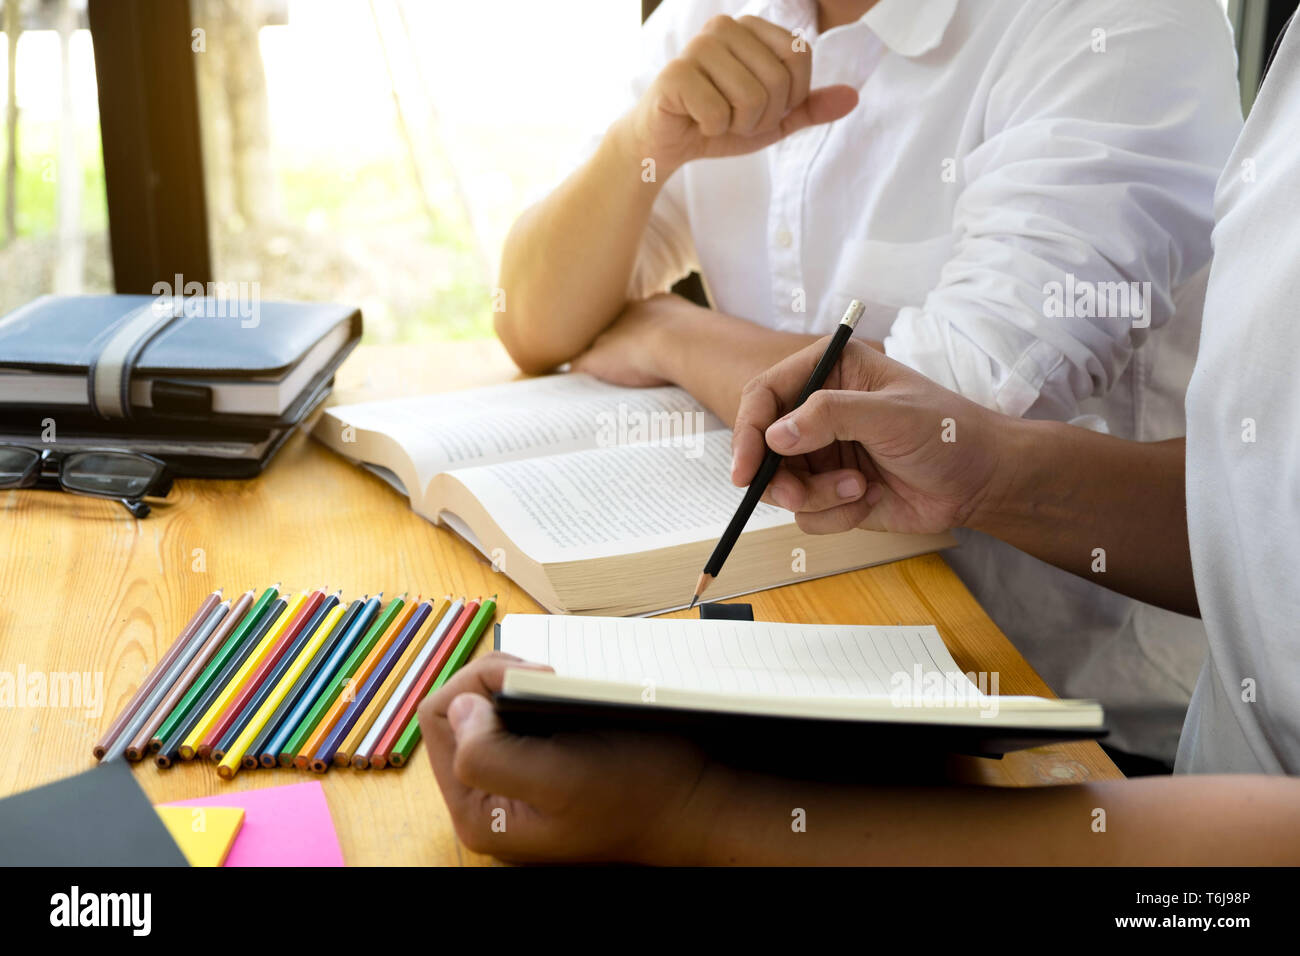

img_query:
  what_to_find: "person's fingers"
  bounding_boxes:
[420,702,552,862]
[672,60,733,137]
[443,692,596,814]
[422,654,550,813]
[791,468,870,512]
[687,33,769,135]
[793,495,879,535]
[732,339,836,485]
[731,379,783,487]
[738,15,812,106]
[780,84,858,137]
[717,18,793,129]
[421,654,589,815]
[765,389,878,457]
[428,652,548,718]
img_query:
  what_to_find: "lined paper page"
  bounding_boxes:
[499,615,981,700]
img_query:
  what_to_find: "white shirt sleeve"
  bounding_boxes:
[883,0,1242,420]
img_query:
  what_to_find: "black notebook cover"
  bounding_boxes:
[0,762,187,866]
[494,693,1107,781]
[0,294,361,427]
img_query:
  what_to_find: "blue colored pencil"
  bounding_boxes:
[309,599,434,771]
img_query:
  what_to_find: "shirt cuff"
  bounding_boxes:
[883,306,1061,420]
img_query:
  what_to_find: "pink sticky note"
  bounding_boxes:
[162,780,344,867]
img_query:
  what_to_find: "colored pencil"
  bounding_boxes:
[155,598,286,767]
[151,584,280,749]
[248,597,365,768]
[179,591,308,761]
[100,600,231,763]
[294,597,419,770]
[125,589,255,761]
[385,598,494,768]
[280,594,406,766]
[93,587,223,759]
[210,590,340,760]
[354,598,464,768]
[371,600,477,768]
[317,598,440,770]
[333,598,449,768]
[189,589,320,759]
[217,602,348,779]
[266,594,384,767]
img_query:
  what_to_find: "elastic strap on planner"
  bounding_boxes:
[87,298,185,420]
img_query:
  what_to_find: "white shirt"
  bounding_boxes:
[603,0,1244,760]
[1181,19,1300,774]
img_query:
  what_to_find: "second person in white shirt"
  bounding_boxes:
[493,0,1244,766]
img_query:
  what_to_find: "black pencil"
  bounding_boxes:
[691,299,864,608]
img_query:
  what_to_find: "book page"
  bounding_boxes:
[499,615,985,701]
[328,374,724,495]
[446,430,793,562]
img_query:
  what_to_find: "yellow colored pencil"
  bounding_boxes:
[179,590,310,760]
[334,598,449,766]
[217,603,347,779]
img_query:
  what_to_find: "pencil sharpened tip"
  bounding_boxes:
[689,595,699,611]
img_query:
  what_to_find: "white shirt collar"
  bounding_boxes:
[862,0,958,57]
[767,0,958,57]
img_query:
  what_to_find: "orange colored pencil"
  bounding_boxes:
[334,598,450,767]
[294,597,420,770]
[371,600,478,769]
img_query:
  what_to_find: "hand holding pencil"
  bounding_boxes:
[729,320,1009,539]
[691,300,863,606]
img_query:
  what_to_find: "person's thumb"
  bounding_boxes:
[765,389,872,456]
[781,84,858,136]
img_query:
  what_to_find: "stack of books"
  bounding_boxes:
[0,294,361,477]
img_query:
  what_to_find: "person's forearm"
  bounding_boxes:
[495,116,669,374]
[669,768,1300,865]
[970,419,1197,616]
[657,305,875,425]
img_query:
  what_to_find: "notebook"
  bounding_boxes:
[0,762,188,866]
[0,294,361,427]
[493,615,1107,767]
[314,374,954,615]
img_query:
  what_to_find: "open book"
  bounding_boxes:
[495,615,1107,763]
[313,374,954,615]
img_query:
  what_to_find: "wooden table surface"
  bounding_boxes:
[0,341,1119,866]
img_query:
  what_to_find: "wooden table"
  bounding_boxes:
[0,342,1120,866]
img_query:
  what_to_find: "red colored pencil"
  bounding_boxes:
[195,588,326,758]
[370,600,479,768]
[93,588,223,759]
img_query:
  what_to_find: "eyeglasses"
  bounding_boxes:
[0,443,174,518]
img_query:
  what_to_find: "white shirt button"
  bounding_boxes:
[775,228,793,248]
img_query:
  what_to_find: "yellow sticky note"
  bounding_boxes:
[154,806,244,867]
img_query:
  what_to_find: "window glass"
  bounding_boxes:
[0,0,111,317]
[191,0,642,343]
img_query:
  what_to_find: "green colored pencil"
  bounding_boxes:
[389,597,495,767]
[150,583,280,748]
[279,594,407,762]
